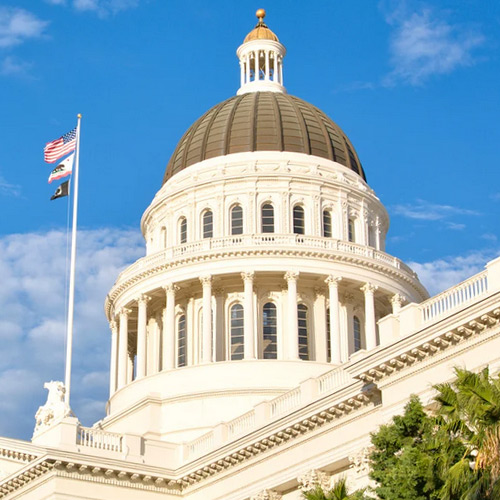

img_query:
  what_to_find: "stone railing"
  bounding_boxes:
[117,234,415,284]
[317,367,353,394]
[420,270,488,323]
[77,426,122,452]
[227,410,255,440]
[270,387,301,419]
[185,366,356,459]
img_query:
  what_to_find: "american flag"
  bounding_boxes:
[44,128,77,163]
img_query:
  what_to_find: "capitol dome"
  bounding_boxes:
[164,92,366,183]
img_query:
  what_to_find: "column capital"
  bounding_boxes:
[284,271,299,283]
[163,283,179,295]
[118,307,132,318]
[314,287,326,299]
[361,282,378,294]
[109,320,118,332]
[241,271,255,283]
[199,275,212,287]
[136,293,152,305]
[390,293,406,313]
[325,275,342,287]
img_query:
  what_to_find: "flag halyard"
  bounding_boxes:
[44,128,77,163]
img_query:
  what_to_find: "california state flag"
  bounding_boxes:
[48,153,74,184]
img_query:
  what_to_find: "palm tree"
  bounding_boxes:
[302,477,365,500]
[434,366,500,499]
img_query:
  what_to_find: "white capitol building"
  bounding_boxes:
[1,10,499,500]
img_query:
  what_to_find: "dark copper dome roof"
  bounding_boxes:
[163,92,366,184]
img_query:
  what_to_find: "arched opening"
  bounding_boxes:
[262,302,277,359]
[177,315,187,367]
[261,203,275,233]
[179,217,187,244]
[298,304,309,360]
[202,210,213,239]
[353,315,362,352]
[293,206,305,235]
[231,205,243,235]
[348,218,356,243]
[230,304,244,360]
[323,210,332,238]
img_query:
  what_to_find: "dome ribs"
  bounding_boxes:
[164,92,366,183]
[222,95,244,156]
[287,96,311,156]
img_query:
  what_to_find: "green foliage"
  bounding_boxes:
[369,396,464,500]
[302,477,367,500]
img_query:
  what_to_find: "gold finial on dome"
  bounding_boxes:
[243,8,279,43]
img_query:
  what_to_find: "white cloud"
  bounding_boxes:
[0,173,21,196]
[409,249,499,296]
[0,227,144,439]
[73,0,140,16]
[0,7,48,48]
[391,199,480,221]
[384,8,484,86]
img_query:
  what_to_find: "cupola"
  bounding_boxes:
[237,9,286,95]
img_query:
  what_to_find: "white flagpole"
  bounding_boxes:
[64,113,82,408]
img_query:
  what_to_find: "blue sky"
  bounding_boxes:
[0,0,499,440]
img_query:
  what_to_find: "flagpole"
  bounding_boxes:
[64,113,82,409]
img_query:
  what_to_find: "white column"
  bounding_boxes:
[313,289,327,363]
[279,57,283,85]
[136,294,149,379]
[242,272,256,359]
[246,54,251,82]
[273,52,277,82]
[391,294,404,315]
[361,283,378,351]
[109,320,118,396]
[240,60,244,86]
[200,276,213,363]
[254,51,259,80]
[375,217,382,251]
[162,283,178,370]
[127,354,133,384]
[265,50,270,80]
[117,308,130,389]
[285,271,299,359]
[326,276,342,364]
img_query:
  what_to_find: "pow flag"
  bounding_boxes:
[50,180,70,200]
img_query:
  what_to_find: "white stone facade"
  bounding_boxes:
[0,10,499,500]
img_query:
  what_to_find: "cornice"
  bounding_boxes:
[350,301,500,387]
[105,246,426,318]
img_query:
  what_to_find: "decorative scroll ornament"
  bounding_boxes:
[250,489,282,500]
[33,381,71,437]
[349,447,371,475]
[297,469,331,492]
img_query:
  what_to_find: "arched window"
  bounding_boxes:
[179,217,187,244]
[261,204,274,233]
[323,210,332,238]
[353,316,362,352]
[348,218,356,243]
[202,210,213,239]
[177,315,187,367]
[326,307,331,362]
[293,206,305,235]
[263,303,277,359]
[230,304,244,360]
[231,205,243,235]
[298,304,309,360]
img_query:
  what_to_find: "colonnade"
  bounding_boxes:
[239,49,283,86]
[109,273,391,397]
